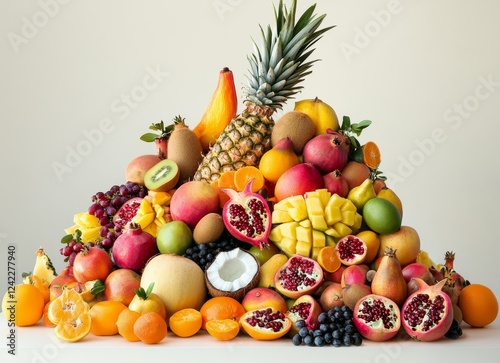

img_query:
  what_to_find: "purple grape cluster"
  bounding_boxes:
[60,181,146,264]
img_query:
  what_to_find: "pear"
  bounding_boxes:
[347,178,376,211]
[258,253,288,289]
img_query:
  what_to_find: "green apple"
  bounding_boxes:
[156,220,193,255]
[249,243,279,266]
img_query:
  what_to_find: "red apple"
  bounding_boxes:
[169,180,220,229]
[104,268,141,306]
[274,163,324,201]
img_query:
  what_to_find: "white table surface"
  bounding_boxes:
[1,315,499,363]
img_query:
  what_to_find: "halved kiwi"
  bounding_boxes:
[144,159,180,192]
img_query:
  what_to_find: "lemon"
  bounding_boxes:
[362,197,402,234]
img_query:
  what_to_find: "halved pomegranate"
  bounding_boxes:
[274,255,323,299]
[239,307,292,340]
[112,197,143,230]
[352,294,401,342]
[221,180,271,250]
[401,278,453,342]
[335,235,367,266]
[286,294,322,336]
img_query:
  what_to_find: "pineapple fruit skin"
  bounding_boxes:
[193,112,274,183]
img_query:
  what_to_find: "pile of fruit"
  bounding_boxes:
[2,0,498,347]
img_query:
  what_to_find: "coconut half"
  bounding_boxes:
[205,247,260,301]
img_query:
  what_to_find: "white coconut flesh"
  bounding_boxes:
[206,248,259,292]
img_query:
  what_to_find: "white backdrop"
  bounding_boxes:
[1,0,499,307]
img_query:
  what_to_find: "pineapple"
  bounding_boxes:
[22,248,58,284]
[194,0,334,183]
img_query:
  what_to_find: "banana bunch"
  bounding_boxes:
[269,189,362,259]
[131,191,172,237]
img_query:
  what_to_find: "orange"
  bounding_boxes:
[316,246,342,273]
[205,319,240,341]
[89,300,127,336]
[168,308,202,338]
[54,311,91,342]
[116,308,141,342]
[218,170,237,190]
[211,180,229,208]
[200,296,246,330]
[356,230,381,264]
[134,311,167,344]
[361,141,381,169]
[48,288,89,325]
[234,166,265,192]
[2,283,44,326]
[258,141,301,184]
[47,287,91,342]
[42,301,56,327]
[26,275,50,305]
[458,283,498,327]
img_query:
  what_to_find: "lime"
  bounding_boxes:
[156,220,193,255]
[362,197,401,234]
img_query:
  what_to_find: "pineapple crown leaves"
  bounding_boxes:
[244,0,335,111]
[140,120,175,142]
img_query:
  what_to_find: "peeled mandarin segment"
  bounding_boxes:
[205,319,240,341]
[234,166,265,192]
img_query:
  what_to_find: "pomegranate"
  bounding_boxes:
[274,255,323,299]
[239,307,292,340]
[402,262,434,283]
[353,294,401,342]
[441,251,466,293]
[286,295,322,335]
[322,169,349,197]
[111,223,159,272]
[73,246,113,283]
[371,247,407,307]
[221,179,271,250]
[335,235,367,266]
[401,278,453,341]
[112,197,143,231]
[241,287,288,313]
[302,129,350,174]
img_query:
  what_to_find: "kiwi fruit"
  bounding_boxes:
[271,111,316,154]
[144,159,180,192]
[193,213,225,244]
[167,117,204,185]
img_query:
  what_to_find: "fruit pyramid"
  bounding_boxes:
[8,0,498,347]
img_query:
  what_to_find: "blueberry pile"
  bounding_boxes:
[444,319,463,340]
[182,230,246,270]
[291,306,363,347]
